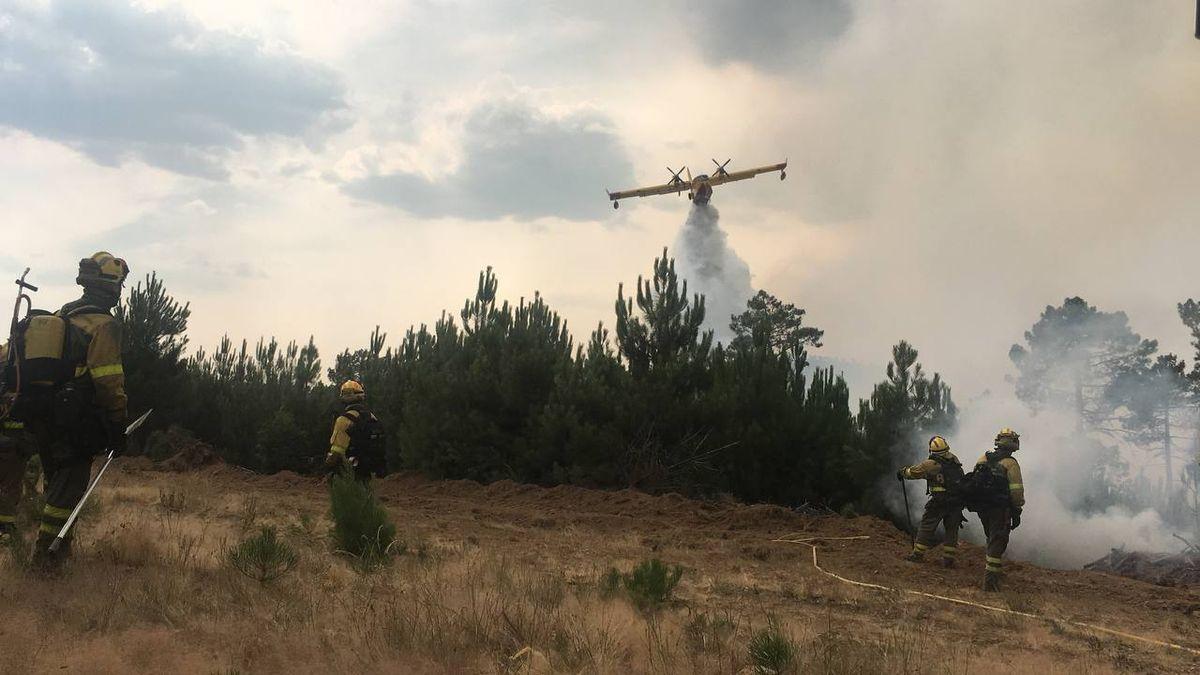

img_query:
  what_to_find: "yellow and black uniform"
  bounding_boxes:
[975,429,1025,592]
[899,437,964,566]
[29,296,128,555]
[328,402,385,482]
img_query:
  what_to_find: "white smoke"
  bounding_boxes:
[673,203,753,343]
[922,395,1181,569]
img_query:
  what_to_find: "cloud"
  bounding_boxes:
[687,0,853,72]
[0,0,348,178]
[342,97,634,221]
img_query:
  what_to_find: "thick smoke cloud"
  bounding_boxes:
[782,0,1200,394]
[673,203,753,343]
[801,2,1200,565]
[687,0,853,72]
[0,0,348,179]
[893,390,1185,569]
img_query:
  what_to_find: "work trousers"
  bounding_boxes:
[912,494,962,560]
[31,426,97,543]
[979,505,1012,574]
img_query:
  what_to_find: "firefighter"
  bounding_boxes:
[897,435,964,567]
[975,428,1025,592]
[325,380,386,482]
[28,252,130,569]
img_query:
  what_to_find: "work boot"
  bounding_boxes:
[941,557,955,569]
[904,551,924,563]
[982,571,1002,592]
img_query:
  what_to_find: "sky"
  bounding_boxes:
[2,0,1199,403]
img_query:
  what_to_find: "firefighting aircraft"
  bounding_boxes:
[606,159,787,209]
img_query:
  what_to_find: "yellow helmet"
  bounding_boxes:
[928,436,950,453]
[77,251,130,295]
[339,380,366,403]
[995,427,1020,451]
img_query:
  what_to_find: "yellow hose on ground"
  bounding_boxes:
[772,535,1200,658]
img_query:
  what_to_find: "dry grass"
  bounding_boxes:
[0,466,1189,674]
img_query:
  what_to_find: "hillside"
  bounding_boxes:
[2,461,1198,674]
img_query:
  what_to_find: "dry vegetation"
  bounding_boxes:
[0,461,1196,674]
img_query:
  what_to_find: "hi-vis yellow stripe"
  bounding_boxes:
[43,504,72,520]
[74,366,88,377]
[1009,483,1023,490]
[0,514,15,523]
[330,445,347,455]
[930,486,947,492]
[986,555,1004,565]
[90,364,124,378]
[39,522,59,534]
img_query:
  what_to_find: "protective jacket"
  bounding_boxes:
[900,450,961,495]
[328,403,385,479]
[974,451,1024,509]
[59,298,128,439]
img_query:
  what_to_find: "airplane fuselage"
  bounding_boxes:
[689,177,713,204]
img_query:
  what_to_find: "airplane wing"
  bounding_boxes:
[607,181,689,201]
[707,161,787,187]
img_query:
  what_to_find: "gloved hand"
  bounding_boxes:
[1010,508,1022,530]
[896,468,907,481]
[324,452,343,471]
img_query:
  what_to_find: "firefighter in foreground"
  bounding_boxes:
[897,435,964,567]
[976,428,1025,592]
[325,380,386,482]
[16,253,130,569]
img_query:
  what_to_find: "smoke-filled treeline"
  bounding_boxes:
[116,248,954,515]
[1006,297,1200,532]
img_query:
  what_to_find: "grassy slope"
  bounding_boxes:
[1,460,1197,674]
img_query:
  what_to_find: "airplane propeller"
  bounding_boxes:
[666,166,687,186]
[711,158,731,177]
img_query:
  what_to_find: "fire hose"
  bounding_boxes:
[772,535,1200,658]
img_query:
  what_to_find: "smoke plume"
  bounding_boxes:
[897,393,1181,569]
[673,203,753,343]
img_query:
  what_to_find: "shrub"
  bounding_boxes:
[748,619,796,675]
[328,469,396,569]
[620,558,683,610]
[227,526,298,582]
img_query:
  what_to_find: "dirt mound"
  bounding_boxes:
[1085,548,1200,587]
[148,426,223,472]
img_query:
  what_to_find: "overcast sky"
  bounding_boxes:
[2,0,1198,400]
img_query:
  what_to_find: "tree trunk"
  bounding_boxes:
[1075,377,1085,433]
[1165,406,1174,497]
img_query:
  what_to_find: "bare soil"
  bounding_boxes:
[2,461,1199,673]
